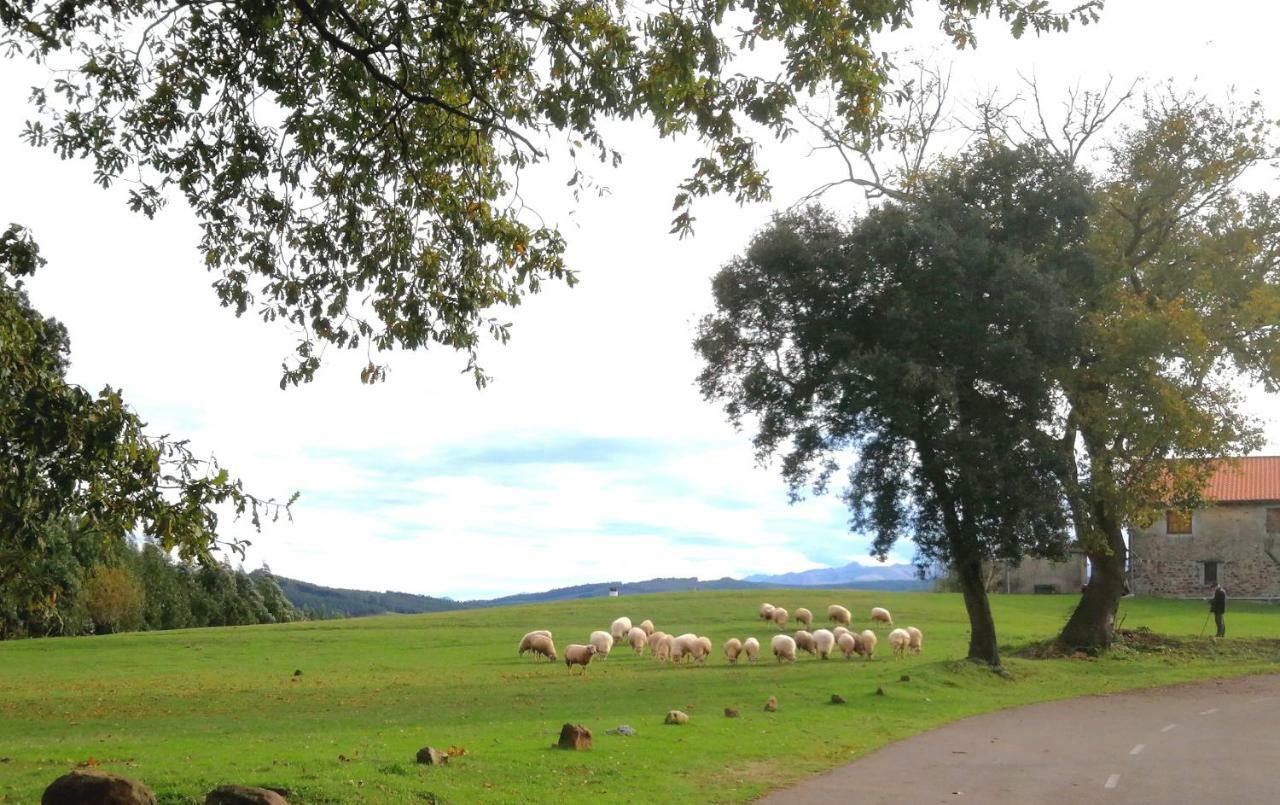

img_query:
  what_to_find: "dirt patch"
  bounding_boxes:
[1014,628,1280,661]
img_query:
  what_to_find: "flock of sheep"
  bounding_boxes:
[516,601,924,674]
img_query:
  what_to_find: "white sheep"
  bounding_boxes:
[837,632,858,659]
[832,626,852,641]
[857,629,877,659]
[670,633,700,664]
[695,635,713,663]
[888,628,911,658]
[771,633,797,663]
[639,619,655,636]
[518,632,557,661]
[590,630,614,659]
[794,607,813,629]
[743,637,760,663]
[627,626,648,654]
[906,626,923,655]
[564,644,599,673]
[723,638,743,664]
[759,602,776,620]
[793,629,817,656]
[652,633,673,662]
[647,631,668,658]
[827,604,852,627]
[870,607,893,625]
[812,628,836,660]
[771,607,789,630]
[610,617,633,642]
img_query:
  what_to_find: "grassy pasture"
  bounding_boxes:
[1,590,1277,803]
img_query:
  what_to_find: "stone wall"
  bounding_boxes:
[999,554,1088,594]
[1130,503,1280,599]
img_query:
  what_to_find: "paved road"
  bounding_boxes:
[760,674,1280,804]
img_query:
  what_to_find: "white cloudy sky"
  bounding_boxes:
[3,1,1278,599]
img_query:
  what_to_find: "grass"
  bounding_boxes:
[0,591,1276,803]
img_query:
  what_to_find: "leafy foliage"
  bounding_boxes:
[1,0,1098,385]
[696,145,1096,663]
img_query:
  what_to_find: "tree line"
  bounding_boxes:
[0,521,303,639]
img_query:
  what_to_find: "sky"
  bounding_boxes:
[3,1,1279,599]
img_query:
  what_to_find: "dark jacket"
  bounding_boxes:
[1211,588,1227,614]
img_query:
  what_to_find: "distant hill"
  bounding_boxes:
[273,576,462,618]
[273,568,930,618]
[744,561,921,587]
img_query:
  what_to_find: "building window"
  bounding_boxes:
[1203,561,1219,586]
[1268,508,1280,534]
[1166,510,1193,535]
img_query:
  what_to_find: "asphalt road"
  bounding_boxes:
[760,674,1280,804]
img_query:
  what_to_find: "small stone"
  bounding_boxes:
[900,674,911,682]
[292,669,303,677]
[205,785,290,805]
[876,686,887,696]
[415,746,449,765]
[724,707,740,718]
[830,694,846,704]
[42,769,157,805]
[556,724,592,750]
[664,710,689,725]
[605,725,636,737]
[764,696,778,712]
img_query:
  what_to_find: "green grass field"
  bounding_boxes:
[1,591,1277,803]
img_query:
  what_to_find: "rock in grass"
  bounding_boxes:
[875,686,887,696]
[606,725,636,737]
[292,669,303,677]
[763,696,778,712]
[900,674,910,682]
[830,694,846,704]
[42,769,157,805]
[416,746,450,765]
[724,707,740,718]
[204,785,289,805]
[556,724,593,750]
[664,710,689,725]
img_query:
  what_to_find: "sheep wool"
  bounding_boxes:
[832,626,851,641]
[627,626,648,654]
[517,630,552,656]
[857,629,878,659]
[521,633,557,661]
[906,626,923,654]
[759,602,776,621]
[589,630,614,659]
[564,644,598,673]
[610,617,633,642]
[639,619,655,636]
[827,604,852,627]
[870,607,893,625]
[723,638,743,664]
[771,633,797,663]
[743,637,760,663]
[837,632,858,660]
[794,607,813,629]
[771,607,789,629]
[793,630,817,656]
[812,628,836,660]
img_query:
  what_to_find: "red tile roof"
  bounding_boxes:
[1204,456,1280,503]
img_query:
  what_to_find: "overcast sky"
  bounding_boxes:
[3,1,1278,599]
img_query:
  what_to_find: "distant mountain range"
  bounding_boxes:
[274,561,930,619]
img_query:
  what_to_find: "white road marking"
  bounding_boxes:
[1130,744,1145,755]
[1105,774,1121,789]
[1161,723,1177,732]
[1200,708,1219,716]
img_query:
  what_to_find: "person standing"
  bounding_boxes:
[1210,584,1227,638]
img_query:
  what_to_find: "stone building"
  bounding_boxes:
[1130,456,1280,599]
[995,550,1089,594]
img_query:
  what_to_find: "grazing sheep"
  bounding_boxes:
[793,630,817,656]
[759,602,776,621]
[610,617,633,642]
[517,630,553,656]
[771,607,789,629]
[639,619,655,636]
[827,604,852,627]
[888,628,911,658]
[812,628,836,660]
[564,644,599,673]
[832,626,852,641]
[590,630,614,659]
[743,637,761,663]
[771,634,797,663]
[696,636,713,663]
[794,607,813,629]
[652,633,673,662]
[648,631,668,657]
[723,638,743,664]
[670,633,700,664]
[519,633,557,661]
[857,629,878,659]
[906,626,923,655]
[627,626,648,654]
[870,607,893,625]
[837,632,858,660]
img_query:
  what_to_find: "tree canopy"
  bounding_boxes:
[1,0,1098,385]
[696,144,1095,664]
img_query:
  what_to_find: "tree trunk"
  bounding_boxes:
[1059,504,1126,650]
[957,553,1001,666]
